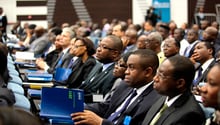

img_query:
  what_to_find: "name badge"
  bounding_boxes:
[92,94,104,102]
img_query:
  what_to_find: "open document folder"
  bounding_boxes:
[39,87,84,124]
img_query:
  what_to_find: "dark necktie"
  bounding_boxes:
[193,67,203,86]
[184,46,190,57]
[108,89,137,124]
[67,58,75,69]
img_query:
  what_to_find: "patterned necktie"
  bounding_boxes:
[149,103,168,125]
[108,89,137,124]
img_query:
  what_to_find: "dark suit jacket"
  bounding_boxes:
[80,62,116,103]
[194,59,216,86]
[47,49,73,74]
[66,56,96,88]
[187,41,199,58]
[44,49,62,67]
[85,81,162,125]
[142,91,206,125]
[0,15,7,34]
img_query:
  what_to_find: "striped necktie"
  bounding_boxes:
[108,89,137,124]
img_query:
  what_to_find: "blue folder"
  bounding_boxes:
[39,87,84,124]
[24,70,53,82]
[27,89,42,98]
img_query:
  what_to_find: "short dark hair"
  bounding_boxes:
[200,41,215,57]
[121,51,132,63]
[131,49,159,75]
[50,27,62,36]
[107,35,123,52]
[160,23,170,32]
[173,38,181,49]
[0,107,42,125]
[167,55,195,88]
[75,37,96,56]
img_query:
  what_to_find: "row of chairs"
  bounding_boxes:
[7,53,30,110]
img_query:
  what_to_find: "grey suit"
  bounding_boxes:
[29,34,50,57]
[142,91,205,125]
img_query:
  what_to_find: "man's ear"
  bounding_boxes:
[208,48,213,56]
[145,67,153,78]
[112,50,120,59]
[176,78,186,89]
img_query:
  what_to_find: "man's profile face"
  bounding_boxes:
[95,37,115,64]
[112,25,124,38]
[124,54,147,88]
[153,59,177,96]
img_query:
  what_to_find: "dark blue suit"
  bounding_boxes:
[85,81,162,125]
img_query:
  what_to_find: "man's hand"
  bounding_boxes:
[71,110,103,125]
[36,59,46,70]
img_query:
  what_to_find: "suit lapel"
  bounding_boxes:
[89,63,115,85]
[124,84,154,113]
[111,88,133,113]
[156,91,191,124]
[142,97,166,124]
[195,60,216,85]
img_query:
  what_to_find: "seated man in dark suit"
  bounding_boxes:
[191,41,216,87]
[79,35,123,103]
[71,49,162,125]
[142,55,206,125]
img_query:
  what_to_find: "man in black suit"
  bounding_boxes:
[79,35,123,103]
[71,49,162,125]
[142,55,205,125]
[190,41,216,87]
[145,6,160,26]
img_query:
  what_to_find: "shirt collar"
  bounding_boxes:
[62,47,70,55]
[136,81,153,96]
[201,58,215,73]
[165,94,182,107]
[102,62,114,71]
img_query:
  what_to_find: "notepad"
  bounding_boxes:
[14,52,36,68]
[39,87,84,123]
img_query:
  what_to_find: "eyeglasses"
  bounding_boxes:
[73,45,85,48]
[115,62,127,68]
[98,44,116,51]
